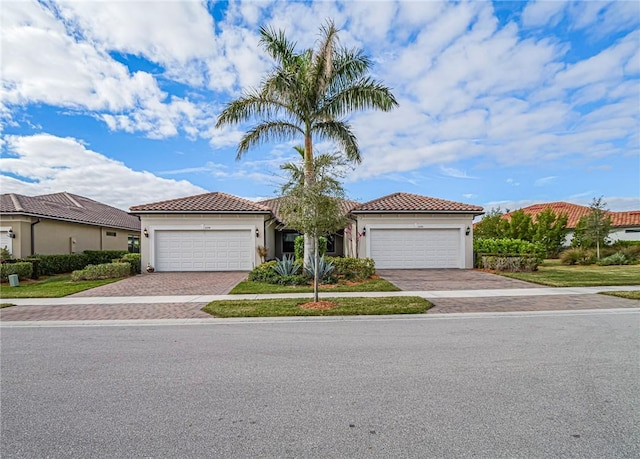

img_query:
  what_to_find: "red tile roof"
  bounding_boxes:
[352,192,484,214]
[0,192,140,231]
[130,192,271,213]
[504,202,640,229]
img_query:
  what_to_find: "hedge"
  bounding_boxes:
[326,257,375,281]
[479,255,539,272]
[113,253,141,275]
[71,262,131,281]
[1,262,33,282]
[29,250,129,276]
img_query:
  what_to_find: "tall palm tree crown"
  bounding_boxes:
[215,20,398,182]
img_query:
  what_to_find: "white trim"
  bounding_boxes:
[148,225,256,270]
[365,224,466,269]
[0,226,13,255]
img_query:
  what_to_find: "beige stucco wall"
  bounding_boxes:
[0,215,138,257]
[353,213,476,269]
[138,213,269,271]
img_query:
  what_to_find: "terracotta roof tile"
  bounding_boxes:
[130,192,271,213]
[259,196,360,223]
[0,192,140,231]
[353,192,484,214]
[504,202,640,229]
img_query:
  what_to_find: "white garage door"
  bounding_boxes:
[369,228,461,269]
[155,230,252,271]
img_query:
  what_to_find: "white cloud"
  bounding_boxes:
[0,133,206,209]
[439,166,477,179]
[534,176,558,187]
[522,0,568,28]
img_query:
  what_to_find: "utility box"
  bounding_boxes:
[8,274,19,287]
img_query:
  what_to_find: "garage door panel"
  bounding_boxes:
[370,228,460,269]
[155,230,252,271]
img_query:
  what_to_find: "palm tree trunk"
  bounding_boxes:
[313,237,319,302]
[303,131,314,268]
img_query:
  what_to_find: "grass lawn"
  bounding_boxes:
[0,303,14,308]
[499,261,640,287]
[600,291,640,300]
[202,296,431,318]
[230,277,400,294]
[0,275,123,298]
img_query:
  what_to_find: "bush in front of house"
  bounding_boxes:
[474,238,544,272]
[71,262,131,281]
[559,248,596,265]
[248,261,280,284]
[294,235,327,262]
[479,255,539,272]
[84,250,128,265]
[326,257,375,281]
[1,262,33,282]
[29,253,88,276]
[113,253,142,275]
[597,252,630,266]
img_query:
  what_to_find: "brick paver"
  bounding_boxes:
[0,303,212,321]
[427,294,639,313]
[378,269,544,291]
[71,271,248,297]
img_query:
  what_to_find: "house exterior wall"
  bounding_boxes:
[264,221,277,261]
[138,213,268,271]
[353,213,476,268]
[0,214,137,257]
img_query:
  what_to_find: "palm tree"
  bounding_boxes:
[216,20,398,261]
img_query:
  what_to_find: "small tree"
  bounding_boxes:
[279,154,349,302]
[505,209,535,241]
[533,208,569,258]
[474,208,508,239]
[572,197,612,260]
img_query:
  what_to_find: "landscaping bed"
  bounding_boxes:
[600,291,640,300]
[202,296,431,318]
[230,277,399,294]
[498,261,640,287]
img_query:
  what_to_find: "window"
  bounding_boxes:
[325,234,336,253]
[128,235,140,253]
[625,229,640,233]
[106,231,117,237]
[282,231,300,253]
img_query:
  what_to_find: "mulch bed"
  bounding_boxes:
[299,301,337,310]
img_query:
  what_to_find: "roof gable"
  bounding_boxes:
[0,192,140,231]
[353,192,484,214]
[130,192,271,213]
[259,196,360,223]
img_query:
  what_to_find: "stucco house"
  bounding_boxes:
[130,191,484,272]
[503,202,640,245]
[0,192,141,258]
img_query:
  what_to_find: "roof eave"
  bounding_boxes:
[0,211,141,232]
[130,210,271,215]
[351,210,485,216]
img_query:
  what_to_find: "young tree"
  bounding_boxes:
[505,209,535,241]
[279,154,349,302]
[474,208,508,239]
[533,208,569,258]
[572,197,612,260]
[216,20,398,264]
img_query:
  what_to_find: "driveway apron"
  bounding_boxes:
[377,269,544,291]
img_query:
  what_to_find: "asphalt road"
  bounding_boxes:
[2,311,639,458]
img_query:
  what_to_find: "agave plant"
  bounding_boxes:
[273,254,300,277]
[304,255,334,281]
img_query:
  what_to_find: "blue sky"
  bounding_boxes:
[1,0,639,212]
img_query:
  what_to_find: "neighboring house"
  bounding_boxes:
[0,192,141,258]
[503,202,640,245]
[130,191,484,272]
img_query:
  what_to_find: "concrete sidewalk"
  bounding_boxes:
[5,285,640,306]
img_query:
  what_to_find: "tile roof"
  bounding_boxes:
[504,202,640,229]
[352,192,484,214]
[130,192,271,213]
[1,192,140,231]
[259,196,361,223]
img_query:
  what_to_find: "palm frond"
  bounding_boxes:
[313,121,360,163]
[259,26,297,65]
[322,78,399,119]
[237,122,303,159]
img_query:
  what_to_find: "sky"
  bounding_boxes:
[1,0,639,214]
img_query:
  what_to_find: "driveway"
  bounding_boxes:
[377,269,544,291]
[71,271,248,297]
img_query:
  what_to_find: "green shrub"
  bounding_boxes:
[248,261,280,283]
[0,246,12,261]
[26,258,41,279]
[1,262,33,281]
[474,238,545,260]
[71,262,131,281]
[327,257,375,281]
[304,256,335,282]
[294,235,327,262]
[619,245,640,262]
[597,252,630,266]
[84,250,128,265]
[479,255,539,272]
[276,274,308,286]
[30,254,89,276]
[559,248,596,265]
[113,253,142,275]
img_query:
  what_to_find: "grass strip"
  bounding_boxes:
[600,291,640,300]
[0,303,15,309]
[230,278,400,294]
[203,296,431,318]
[499,264,640,287]
[0,275,123,298]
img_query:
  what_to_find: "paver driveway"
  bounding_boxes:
[71,271,248,297]
[377,269,544,291]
